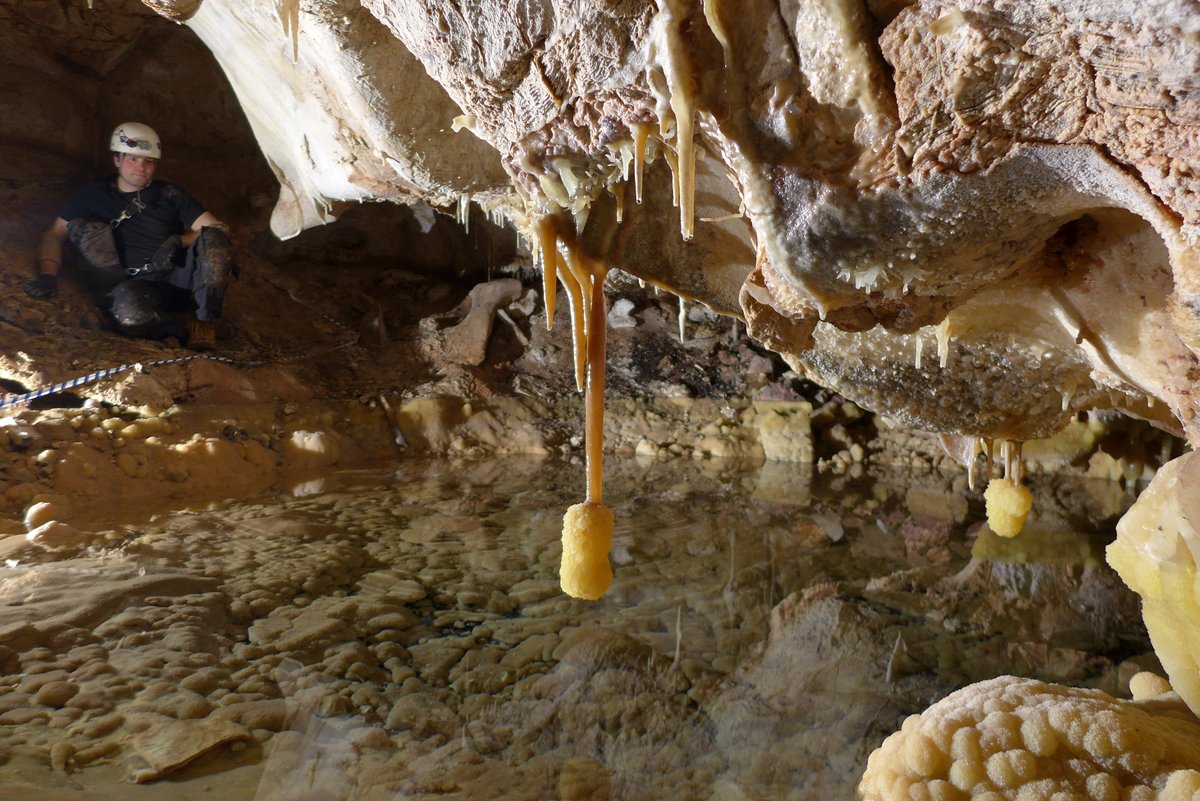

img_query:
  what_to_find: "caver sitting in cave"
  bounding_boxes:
[25,122,236,352]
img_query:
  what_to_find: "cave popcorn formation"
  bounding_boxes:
[983,477,1033,539]
[560,498,614,601]
[984,442,1033,539]
[857,675,1200,801]
[861,450,1200,801]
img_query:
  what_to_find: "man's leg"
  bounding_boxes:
[65,220,127,290]
[107,280,190,340]
[162,227,235,351]
[172,227,235,321]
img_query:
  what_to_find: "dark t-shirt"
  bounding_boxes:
[60,178,206,269]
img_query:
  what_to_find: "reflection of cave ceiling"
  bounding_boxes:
[141,0,1199,446]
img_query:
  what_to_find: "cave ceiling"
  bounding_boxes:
[127,0,1200,446]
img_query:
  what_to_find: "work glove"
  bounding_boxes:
[24,274,58,299]
[148,235,183,275]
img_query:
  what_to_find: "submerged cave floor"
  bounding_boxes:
[0,456,1157,801]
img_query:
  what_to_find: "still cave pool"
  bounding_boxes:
[0,457,1150,800]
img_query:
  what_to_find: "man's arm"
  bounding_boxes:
[26,218,69,298]
[38,218,69,277]
[182,212,229,246]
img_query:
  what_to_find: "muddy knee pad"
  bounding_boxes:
[194,227,236,286]
[189,227,235,320]
[108,281,162,334]
[67,219,124,285]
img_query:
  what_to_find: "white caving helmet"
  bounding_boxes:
[110,122,161,159]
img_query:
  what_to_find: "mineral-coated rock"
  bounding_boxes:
[126,717,251,782]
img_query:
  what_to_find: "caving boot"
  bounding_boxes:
[187,318,218,352]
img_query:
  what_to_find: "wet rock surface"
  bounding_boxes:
[0,457,1159,799]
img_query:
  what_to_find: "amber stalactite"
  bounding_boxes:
[559,253,615,600]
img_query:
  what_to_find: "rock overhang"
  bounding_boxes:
[138,0,1200,447]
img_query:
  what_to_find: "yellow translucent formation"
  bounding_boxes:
[858,675,1200,801]
[984,477,1033,538]
[545,241,615,601]
[536,216,559,331]
[1106,451,1200,718]
[1129,671,1174,701]
[561,501,613,600]
[970,523,1101,568]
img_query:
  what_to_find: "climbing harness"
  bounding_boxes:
[110,190,147,228]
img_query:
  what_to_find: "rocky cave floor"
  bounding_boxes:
[0,181,1188,799]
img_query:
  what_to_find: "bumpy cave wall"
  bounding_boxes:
[128,0,1200,449]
